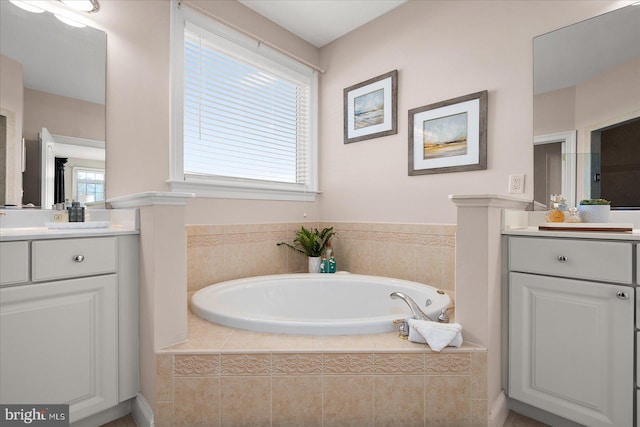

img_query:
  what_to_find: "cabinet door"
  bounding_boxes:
[509,272,634,427]
[0,275,118,423]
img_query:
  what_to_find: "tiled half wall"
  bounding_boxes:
[187,221,456,295]
[156,349,487,426]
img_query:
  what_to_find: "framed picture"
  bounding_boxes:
[344,70,398,144]
[408,90,487,175]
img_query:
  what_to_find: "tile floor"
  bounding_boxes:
[102,410,549,426]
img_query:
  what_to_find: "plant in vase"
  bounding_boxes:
[578,198,611,223]
[277,226,335,273]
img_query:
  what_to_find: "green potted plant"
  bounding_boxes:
[578,198,611,223]
[277,226,335,273]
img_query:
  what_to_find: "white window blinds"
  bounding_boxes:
[183,24,312,187]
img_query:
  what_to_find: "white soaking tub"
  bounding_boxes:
[190,273,451,335]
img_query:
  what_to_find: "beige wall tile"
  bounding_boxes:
[272,353,323,375]
[154,401,173,427]
[173,377,220,427]
[188,245,225,291]
[442,246,456,291]
[470,399,488,427]
[323,375,374,426]
[374,375,424,427]
[221,353,272,375]
[470,351,488,399]
[155,354,173,402]
[272,376,322,427]
[425,353,470,375]
[374,353,424,375]
[174,354,220,376]
[186,221,456,287]
[414,245,443,288]
[220,376,271,427]
[368,241,414,281]
[323,353,374,375]
[424,375,470,426]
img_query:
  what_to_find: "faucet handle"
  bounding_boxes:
[393,319,409,339]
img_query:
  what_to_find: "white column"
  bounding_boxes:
[108,191,193,410]
[450,194,529,427]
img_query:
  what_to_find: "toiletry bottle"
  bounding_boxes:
[328,250,336,273]
[68,201,86,222]
[323,244,332,273]
[565,207,582,223]
[545,195,565,223]
[319,255,326,273]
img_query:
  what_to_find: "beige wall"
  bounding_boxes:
[0,54,24,205]
[91,0,629,225]
[318,0,630,224]
[23,88,105,142]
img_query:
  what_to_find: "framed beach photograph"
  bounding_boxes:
[408,90,487,175]
[344,70,398,144]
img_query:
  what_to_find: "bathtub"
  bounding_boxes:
[190,273,452,335]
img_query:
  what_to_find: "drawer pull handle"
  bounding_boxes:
[73,255,85,263]
[557,255,568,263]
[616,291,629,300]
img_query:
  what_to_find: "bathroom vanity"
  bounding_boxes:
[503,227,638,427]
[0,212,139,424]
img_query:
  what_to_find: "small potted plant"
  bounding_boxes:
[578,198,611,223]
[277,226,335,273]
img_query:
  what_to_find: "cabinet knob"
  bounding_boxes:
[73,255,85,263]
[557,255,568,263]
[616,291,629,300]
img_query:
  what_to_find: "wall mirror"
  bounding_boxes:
[0,0,106,208]
[533,4,640,209]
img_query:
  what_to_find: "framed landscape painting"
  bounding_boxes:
[344,70,398,144]
[408,90,487,175]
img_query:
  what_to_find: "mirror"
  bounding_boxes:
[0,1,106,208]
[533,4,640,209]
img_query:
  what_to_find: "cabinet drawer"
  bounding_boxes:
[509,237,632,284]
[0,242,29,286]
[32,238,116,282]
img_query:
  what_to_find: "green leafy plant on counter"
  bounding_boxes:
[579,199,611,205]
[277,226,335,257]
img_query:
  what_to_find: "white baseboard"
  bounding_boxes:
[132,393,154,427]
[489,390,508,427]
[70,400,131,427]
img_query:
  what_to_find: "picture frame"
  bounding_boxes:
[408,90,487,175]
[344,70,398,144]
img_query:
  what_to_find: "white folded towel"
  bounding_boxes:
[407,318,463,352]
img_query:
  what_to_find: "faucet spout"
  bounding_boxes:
[390,292,434,322]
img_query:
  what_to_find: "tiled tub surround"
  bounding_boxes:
[156,312,488,426]
[187,221,456,295]
[168,222,479,426]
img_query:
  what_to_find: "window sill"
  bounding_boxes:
[167,179,319,202]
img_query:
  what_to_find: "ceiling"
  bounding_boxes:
[238,0,408,47]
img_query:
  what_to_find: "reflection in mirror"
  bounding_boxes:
[0,0,106,208]
[533,4,640,209]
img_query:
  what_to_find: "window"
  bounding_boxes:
[170,4,318,201]
[74,167,105,203]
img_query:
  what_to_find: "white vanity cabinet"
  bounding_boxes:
[0,235,139,424]
[507,236,635,427]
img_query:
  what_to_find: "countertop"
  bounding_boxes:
[0,208,139,241]
[503,226,640,241]
[0,225,139,241]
